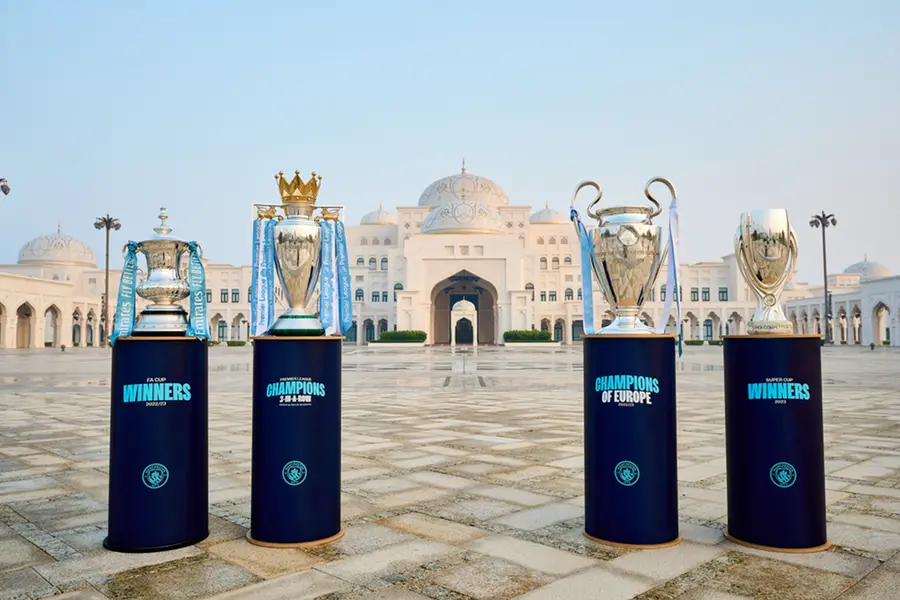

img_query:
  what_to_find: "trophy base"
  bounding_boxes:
[269,313,325,337]
[746,321,794,335]
[597,316,655,335]
[131,305,190,336]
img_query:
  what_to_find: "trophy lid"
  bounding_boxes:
[148,207,181,241]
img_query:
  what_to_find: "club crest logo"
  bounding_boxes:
[770,462,797,488]
[282,460,308,486]
[614,460,640,486]
[142,463,169,489]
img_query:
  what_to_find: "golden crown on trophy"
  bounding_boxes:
[274,170,322,204]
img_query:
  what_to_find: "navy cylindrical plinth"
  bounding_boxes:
[724,335,830,552]
[583,335,681,548]
[249,336,343,547]
[105,337,209,552]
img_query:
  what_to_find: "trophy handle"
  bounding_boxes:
[644,177,675,219]
[572,181,603,220]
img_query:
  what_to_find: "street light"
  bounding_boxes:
[0,178,9,196]
[809,211,837,343]
[94,214,121,347]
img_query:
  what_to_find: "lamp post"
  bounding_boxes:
[809,211,837,343]
[94,214,121,347]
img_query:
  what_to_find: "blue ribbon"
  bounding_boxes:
[654,195,683,357]
[319,219,337,334]
[110,241,140,345]
[571,207,600,335]
[335,220,353,333]
[250,218,276,336]
[184,241,209,340]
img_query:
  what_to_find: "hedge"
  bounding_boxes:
[503,330,553,342]
[684,340,705,346]
[375,330,427,342]
[226,340,247,347]
[707,340,723,346]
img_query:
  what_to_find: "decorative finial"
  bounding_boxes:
[57,221,61,234]
[460,187,467,201]
[379,201,383,210]
[461,157,466,174]
[154,207,173,237]
[864,253,868,262]
[545,201,549,209]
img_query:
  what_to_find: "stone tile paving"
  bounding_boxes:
[0,345,898,599]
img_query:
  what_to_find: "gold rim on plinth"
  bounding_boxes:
[583,531,683,549]
[721,334,822,340]
[724,532,832,554]
[582,334,676,340]
[251,335,345,341]
[246,528,345,548]
[116,336,203,342]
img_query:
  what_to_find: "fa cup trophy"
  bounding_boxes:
[110,208,208,343]
[734,210,798,335]
[251,170,352,337]
[571,177,675,334]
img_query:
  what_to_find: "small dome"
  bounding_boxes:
[843,257,892,280]
[452,299,476,312]
[530,203,568,224]
[360,204,397,226]
[417,160,509,209]
[18,227,96,267]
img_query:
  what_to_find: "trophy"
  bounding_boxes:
[252,170,348,336]
[571,178,674,334]
[131,208,197,335]
[735,210,798,335]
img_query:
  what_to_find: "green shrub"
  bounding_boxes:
[207,340,219,347]
[820,338,826,346]
[884,340,891,345]
[226,340,247,347]
[707,340,723,346]
[376,330,427,342]
[503,330,553,342]
[840,340,847,344]
[855,341,861,345]
[684,339,705,346]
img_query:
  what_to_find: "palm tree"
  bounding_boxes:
[94,214,121,346]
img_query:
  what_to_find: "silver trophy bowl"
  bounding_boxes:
[269,202,324,336]
[735,209,798,335]
[573,178,672,334]
[130,208,196,336]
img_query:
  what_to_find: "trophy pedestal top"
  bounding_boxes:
[268,311,325,337]
[132,304,190,336]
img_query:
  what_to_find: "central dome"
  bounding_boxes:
[417,161,509,209]
[843,257,892,280]
[18,228,96,267]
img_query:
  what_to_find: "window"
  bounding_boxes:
[565,288,574,301]
[220,289,228,303]
[372,292,379,302]
[372,238,380,246]
[382,291,388,302]
[577,288,582,300]
[561,237,568,245]
[525,282,534,301]
[217,320,227,340]
[538,237,544,245]
[248,286,252,302]
[356,257,365,266]
[232,288,240,303]
[549,237,556,245]
[649,287,655,302]
[206,289,212,303]
[702,287,710,301]
[368,257,376,270]
[381,257,388,271]
[393,283,403,301]
[703,319,713,340]
[660,285,666,301]
[355,288,364,301]
[719,287,729,301]
[564,256,572,265]
[384,238,391,245]
[679,286,683,301]
[549,291,557,301]
[552,257,560,270]
[360,238,368,246]
[691,287,699,302]
[540,291,547,302]
[88,278,96,285]
[540,257,548,270]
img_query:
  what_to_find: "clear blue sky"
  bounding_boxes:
[2,1,898,283]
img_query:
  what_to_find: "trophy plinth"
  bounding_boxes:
[131,209,195,336]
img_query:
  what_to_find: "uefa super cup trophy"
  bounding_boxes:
[735,210,798,335]
[572,178,674,334]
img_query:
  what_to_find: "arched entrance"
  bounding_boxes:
[44,305,61,348]
[0,302,6,348]
[873,303,890,345]
[455,318,474,344]
[16,303,34,348]
[430,270,497,345]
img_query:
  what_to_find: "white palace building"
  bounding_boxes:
[1,163,897,348]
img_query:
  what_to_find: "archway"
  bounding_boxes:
[811,310,821,335]
[364,319,375,342]
[600,310,615,329]
[684,312,699,340]
[86,310,96,346]
[728,311,743,336]
[0,302,5,348]
[639,312,655,329]
[851,306,862,344]
[836,308,847,343]
[455,318,474,345]
[707,312,722,339]
[429,270,497,345]
[873,303,890,345]
[72,308,83,346]
[43,305,60,348]
[16,303,34,349]
[572,320,584,341]
[346,321,357,343]
[800,310,809,335]
[553,319,564,342]
[378,319,388,338]
[788,311,798,335]
[231,313,246,341]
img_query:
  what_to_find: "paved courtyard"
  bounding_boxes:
[1,345,899,599]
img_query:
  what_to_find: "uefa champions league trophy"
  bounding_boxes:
[571,178,675,334]
[734,210,798,335]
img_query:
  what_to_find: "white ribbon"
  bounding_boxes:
[655,195,682,356]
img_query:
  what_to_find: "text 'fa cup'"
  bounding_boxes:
[735,209,798,335]
[571,177,677,334]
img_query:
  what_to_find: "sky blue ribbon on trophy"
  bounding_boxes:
[318,219,353,336]
[571,207,599,335]
[654,195,683,356]
[250,218,276,336]
[109,241,140,346]
[184,241,209,340]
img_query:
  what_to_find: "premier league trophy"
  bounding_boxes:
[723,208,829,552]
[734,210,798,335]
[247,169,351,549]
[570,177,682,549]
[105,207,210,553]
